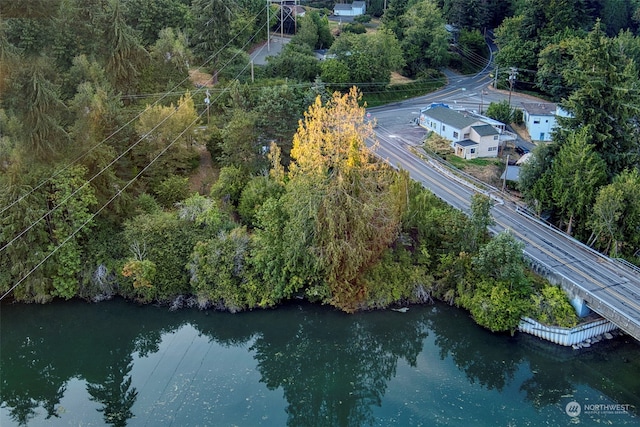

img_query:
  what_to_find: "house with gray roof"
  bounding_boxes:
[333,1,366,16]
[419,105,503,159]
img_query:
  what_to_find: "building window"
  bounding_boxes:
[463,133,470,139]
[442,125,446,131]
[493,135,498,140]
[488,146,497,151]
[470,148,476,154]
[534,119,540,124]
[545,119,549,123]
[453,131,459,138]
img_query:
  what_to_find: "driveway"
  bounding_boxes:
[250,36,291,66]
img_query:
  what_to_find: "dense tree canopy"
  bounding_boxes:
[0,0,584,335]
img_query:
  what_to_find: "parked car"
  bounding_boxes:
[515,145,530,155]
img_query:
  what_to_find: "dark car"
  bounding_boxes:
[515,145,530,155]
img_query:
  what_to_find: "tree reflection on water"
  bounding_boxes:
[0,299,638,426]
[249,306,429,426]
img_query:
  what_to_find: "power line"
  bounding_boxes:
[0,4,269,216]
[0,14,270,255]
[0,21,273,299]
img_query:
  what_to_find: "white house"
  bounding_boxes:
[419,105,504,159]
[333,1,366,16]
[520,102,559,142]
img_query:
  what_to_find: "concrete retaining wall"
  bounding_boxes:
[518,316,618,346]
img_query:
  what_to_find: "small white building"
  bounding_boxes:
[419,105,505,159]
[520,102,558,142]
[333,1,366,16]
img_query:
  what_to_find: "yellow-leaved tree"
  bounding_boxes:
[289,87,407,311]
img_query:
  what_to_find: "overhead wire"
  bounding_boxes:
[0,12,272,299]
[0,8,269,255]
[0,3,269,217]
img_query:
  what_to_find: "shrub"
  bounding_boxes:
[342,22,367,34]
[530,285,578,327]
[154,176,190,208]
[354,14,372,23]
[210,165,249,207]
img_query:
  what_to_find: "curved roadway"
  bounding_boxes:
[368,68,640,342]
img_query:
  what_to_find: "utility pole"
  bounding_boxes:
[267,0,270,52]
[493,66,498,89]
[508,67,517,107]
[502,154,509,193]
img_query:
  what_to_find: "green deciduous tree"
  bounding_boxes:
[463,278,533,333]
[121,209,211,302]
[587,184,624,256]
[188,226,257,311]
[135,92,199,186]
[466,193,494,253]
[253,84,306,162]
[400,0,450,77]
[494,15,540,77]
[292,10,332,50]
[485,100,513,125]
[217,110,262,173]
[473,230,527,288]
[142,27,192,93]
[264,42,321,82]
[442,0,490,30]
[457,231,533,333]
[238,175,285,227]
[209,164,250,207]
[0,165,96,302]
[325,30,404,86]
[588,169,640,257]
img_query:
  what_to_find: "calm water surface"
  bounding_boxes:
[1,298,638,426]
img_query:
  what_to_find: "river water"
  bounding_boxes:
[1,298,638,426]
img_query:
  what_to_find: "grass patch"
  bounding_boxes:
[446,156,499,169]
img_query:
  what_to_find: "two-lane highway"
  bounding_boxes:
[371,96,640,342]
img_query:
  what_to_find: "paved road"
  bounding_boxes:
[250,35,291,66]
[369,72,640,342]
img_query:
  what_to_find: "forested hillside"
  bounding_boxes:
[3,0,638,332]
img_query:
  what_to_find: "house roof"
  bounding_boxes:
[352,1,366,7]
[421,106,479,130]
[500,165,521,181]
[334,4,352,10]
[521,102,556,116]
[454,139,478,147]
[472,124,498,136]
